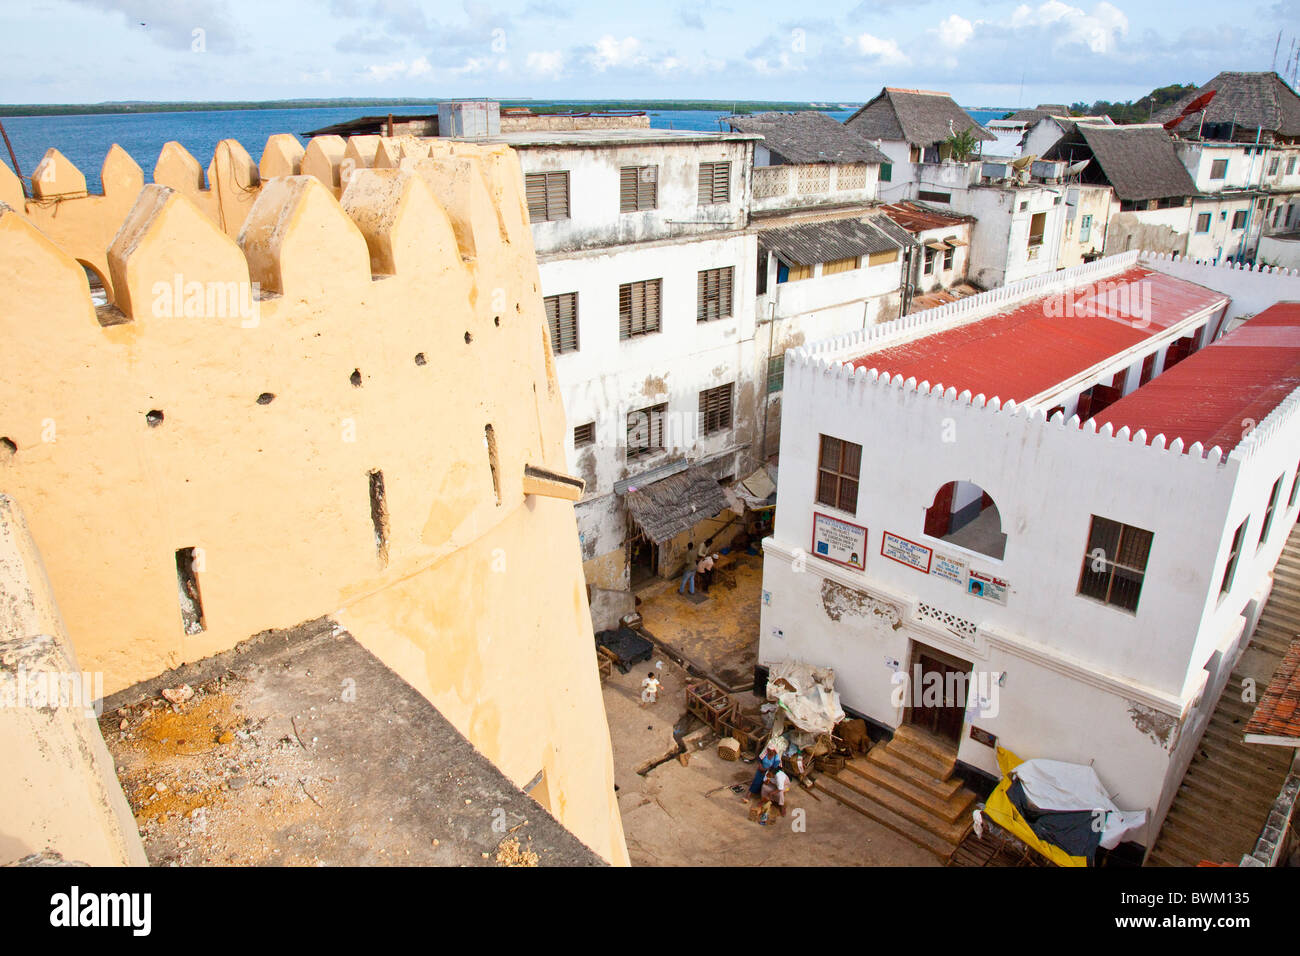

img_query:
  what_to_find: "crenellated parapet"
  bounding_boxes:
[0,140,626,863]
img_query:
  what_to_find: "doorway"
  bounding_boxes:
[628,532,658,589]
[906,642,972,745]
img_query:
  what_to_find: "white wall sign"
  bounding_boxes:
[811,512,867,570]
[967,567,1009,605]
[932,551,967,585]
[881,531,932,573]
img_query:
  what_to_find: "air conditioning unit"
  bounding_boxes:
[1032,160,1066,182]
[981,162,1010,181]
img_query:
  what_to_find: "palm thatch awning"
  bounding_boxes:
[624,465,729,545]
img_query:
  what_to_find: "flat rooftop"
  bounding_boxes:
[849,266,1227,403]
[447,128,759,148]
[1092,301,1300,453]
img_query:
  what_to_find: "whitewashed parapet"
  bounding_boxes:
[785,339,1235,467]
[1229,384,1300,465]
[804,250,1142,362]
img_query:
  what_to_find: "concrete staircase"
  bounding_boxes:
[816,723,977,860]
[1147,521,1300,866]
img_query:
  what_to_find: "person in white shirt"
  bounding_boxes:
[640,672,661,705]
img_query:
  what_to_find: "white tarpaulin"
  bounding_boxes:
[765,660,845,736]
[1012,758,1147,849]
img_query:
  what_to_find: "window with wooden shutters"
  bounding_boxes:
[698,383,733,435]
[1077,516,1153,613]
[767,354,784,393]
[816,435,861,515]
[525,171,569,222]
[1259,475,1284,548]
[574,422,595,447]
[619,165,658,212]
[697,161,731,204]
[821,257,859,276]
[626,403,666,459]
[544,292,579,354]
[696,267,734,322]
[619,279,662,339]
[1221,518,1248,595]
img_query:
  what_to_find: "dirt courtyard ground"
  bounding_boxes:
[604,655,936,867]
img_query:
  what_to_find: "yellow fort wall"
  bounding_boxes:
[0,138,628,865]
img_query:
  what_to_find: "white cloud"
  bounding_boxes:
[1008,1,1128,54]
[937,14,974,49]
[749,52,805,76]
[587,35,646,71]
[846,32,909,66]
[526,50,566,78]
[360,56,432,82]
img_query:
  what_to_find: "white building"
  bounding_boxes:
[475,127,763,608]
[758,249,1300,856]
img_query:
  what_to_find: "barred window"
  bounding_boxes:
[697,267,734,322]
[525,171,569,222]
[574,422,595,447]
[626,403,666,460]
[1078,516,1153,613]
[544,292,579,354]
[699,383,734,435]
[698,161,731,204]
[620,165,658,212]
[816,435,861,515]
[619,279,662,339]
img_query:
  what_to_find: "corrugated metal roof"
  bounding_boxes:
[759,215,912,267]
[1092,301,1300,453]
[849,267,1228,402]
[624,465,729,545]
[881,200,974,233]
[1245,638,1300,744]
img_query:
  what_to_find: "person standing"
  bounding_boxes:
[697,551,715,593]
[678,542,697,595]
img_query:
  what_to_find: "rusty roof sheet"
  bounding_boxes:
[849,267,1228,402]
[725,111,890,165]
[881,200,974,234]
[1092,301,1300,453]
[759,214,913,267]
[1245,638,1300,744]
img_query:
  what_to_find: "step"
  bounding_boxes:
[1159,813,1260,854]
[814,776,961,860]
[892,723,961,762]
[1157,818,1258,863]
[1178,775,1276,814]
[866,745,963,800]
[843,759,976,823]
[821,767,972,843]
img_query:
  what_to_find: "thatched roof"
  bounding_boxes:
[1004,105,1072,124]
[845,88,994,147]
[758,214,915,267]
[725,112,889,165]
[1046,124,1196,202]
[624,466,729,545]
[1153,71,1300,138]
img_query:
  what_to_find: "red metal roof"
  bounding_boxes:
[1245,638,1300,744]
[850,267,1227,402]
[1092,301,1300,453]
[882,201,973,234]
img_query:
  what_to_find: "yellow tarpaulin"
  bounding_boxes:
[982,746,1089,868]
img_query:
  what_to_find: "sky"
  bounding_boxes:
[2,0,1298,107]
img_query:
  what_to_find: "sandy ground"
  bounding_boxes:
[604,657,936,867]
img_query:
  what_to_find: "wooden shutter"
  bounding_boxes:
[620,166,657,212]
[699,383,733,434]
[574,422,595,446]
[620,280,662,339]
[698,162,731,204]
[526,171,569,221]
[545,292,578,354]
[696,267,734,322]
[620,167,638,212]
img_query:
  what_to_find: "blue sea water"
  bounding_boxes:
[0,104,1009,193]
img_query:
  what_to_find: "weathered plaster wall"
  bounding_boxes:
[0,141,628,864]
[0,495,148,866]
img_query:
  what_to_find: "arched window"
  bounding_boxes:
[923,481,1006,560]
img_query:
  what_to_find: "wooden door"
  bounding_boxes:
[912,653,968,744]
[924,483,954,538]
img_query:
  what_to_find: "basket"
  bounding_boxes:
[815,754,846,774]
[717,737,740,761]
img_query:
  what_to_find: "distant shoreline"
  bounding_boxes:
[0,99,880,118]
